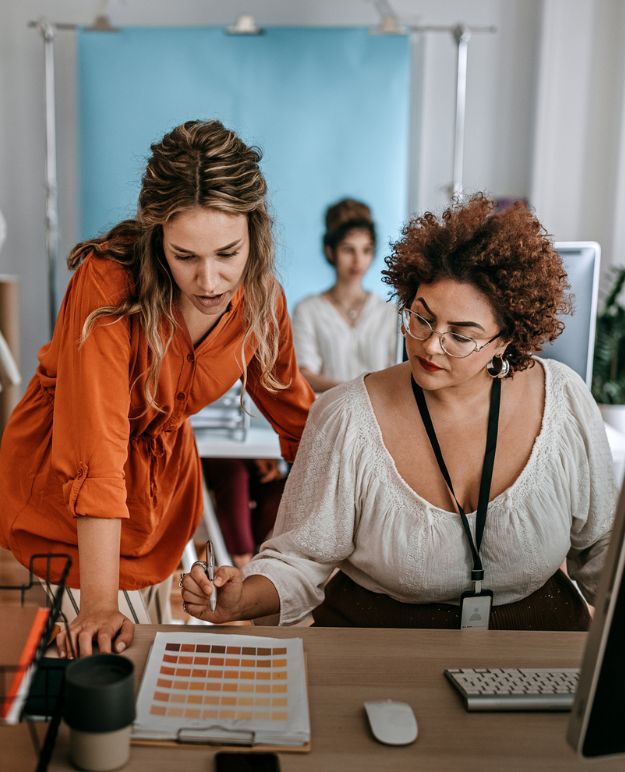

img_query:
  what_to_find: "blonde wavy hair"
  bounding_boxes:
[67,119,284,410]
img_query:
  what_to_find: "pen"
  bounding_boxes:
[206,539,217,612]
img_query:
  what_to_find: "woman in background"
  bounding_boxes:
[0,119,313,655]
[292,198,398,393]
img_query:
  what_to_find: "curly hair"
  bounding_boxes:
[382,194,572,373]
[67,119,284,410]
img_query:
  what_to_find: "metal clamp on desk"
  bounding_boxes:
[177,725,255,746]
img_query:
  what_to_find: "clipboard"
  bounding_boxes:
[131,734,311,753]
[131,632,311,753]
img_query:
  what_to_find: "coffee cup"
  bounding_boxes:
[63,654,135,771]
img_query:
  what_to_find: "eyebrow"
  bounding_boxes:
[170,238,243,253]
[416,297,486,332]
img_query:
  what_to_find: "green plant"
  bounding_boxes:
[592,266,625,404]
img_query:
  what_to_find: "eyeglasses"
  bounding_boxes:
[401,307,500,359]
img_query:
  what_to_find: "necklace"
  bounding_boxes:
[328,290,368,324]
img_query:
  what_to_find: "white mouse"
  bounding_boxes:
[363,700,418,746]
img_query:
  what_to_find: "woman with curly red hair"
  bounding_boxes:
[181,194,617,630]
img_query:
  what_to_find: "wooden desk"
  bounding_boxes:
[3,627,620,771]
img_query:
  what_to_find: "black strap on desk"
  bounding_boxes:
[411,376,501,583]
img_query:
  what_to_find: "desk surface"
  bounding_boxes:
[6,626,623,772]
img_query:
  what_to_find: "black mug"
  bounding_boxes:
[63,654,135,771]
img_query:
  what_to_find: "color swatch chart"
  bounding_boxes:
[133,632,310,746]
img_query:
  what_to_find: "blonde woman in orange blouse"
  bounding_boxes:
[0,120,313,657]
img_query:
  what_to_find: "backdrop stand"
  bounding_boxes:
[411,23,496,201]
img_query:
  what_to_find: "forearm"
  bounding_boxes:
[300,367,340,393]
[76,516,122,610]
[237,575,281,620]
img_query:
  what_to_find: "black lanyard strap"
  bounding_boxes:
[411,375,501,582]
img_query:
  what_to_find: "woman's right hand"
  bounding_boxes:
[181,564,244,624]
[56,606,135,659]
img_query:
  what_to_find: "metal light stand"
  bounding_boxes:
[28,15,117,337]
[411,24,497,201]
[29,20,60,336]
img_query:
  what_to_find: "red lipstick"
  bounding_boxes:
[417,357,443,373]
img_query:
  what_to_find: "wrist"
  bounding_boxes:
[78,590,119,614]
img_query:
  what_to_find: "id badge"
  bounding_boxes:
[460,589,493,630]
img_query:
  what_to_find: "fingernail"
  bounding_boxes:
[116,642,126,653]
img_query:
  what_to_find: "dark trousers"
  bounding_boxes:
[313,570,591,631]
[202,458,285,555]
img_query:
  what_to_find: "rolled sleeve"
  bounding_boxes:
[63,464,130,519]
[51,258,133,520]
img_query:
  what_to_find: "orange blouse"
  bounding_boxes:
[0,254,314,589]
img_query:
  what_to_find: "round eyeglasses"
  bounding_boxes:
[401,307,500,359]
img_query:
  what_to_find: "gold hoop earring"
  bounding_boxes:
[486,355,510,379]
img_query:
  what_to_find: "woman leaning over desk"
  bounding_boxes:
[182,194,617,630]
[0,120,313,655]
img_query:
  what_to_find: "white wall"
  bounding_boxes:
[0,0,620,385]
[531,0,625,262]
[411,0,541,215]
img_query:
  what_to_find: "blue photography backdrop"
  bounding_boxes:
[78,27,410,308]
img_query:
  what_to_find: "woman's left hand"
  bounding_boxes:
[254,458,283,483]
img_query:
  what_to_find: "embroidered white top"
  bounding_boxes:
[291,293,398,381]
[243,358,617,626]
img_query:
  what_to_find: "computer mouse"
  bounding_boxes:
[363,700,418,746]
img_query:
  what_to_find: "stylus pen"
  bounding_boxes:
[206,539,217,612]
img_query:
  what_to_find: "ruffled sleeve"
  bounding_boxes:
[243,385,361,624]
[557,363,618,602]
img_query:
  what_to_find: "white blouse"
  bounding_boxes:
[291,293,398,381]
[244,359,618,625]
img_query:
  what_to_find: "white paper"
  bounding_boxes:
[133,632,310,746]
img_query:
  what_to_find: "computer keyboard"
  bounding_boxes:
[444,667,579,711]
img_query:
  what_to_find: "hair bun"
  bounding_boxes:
[325,198,373,236]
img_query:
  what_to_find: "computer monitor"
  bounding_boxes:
[567,479,625,759]
[540,242,601,387]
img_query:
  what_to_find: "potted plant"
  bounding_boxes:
[592,265,625,433]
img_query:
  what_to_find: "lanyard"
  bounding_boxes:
[411,376,501,591]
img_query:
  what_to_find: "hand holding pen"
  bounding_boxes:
[180,541,248,623]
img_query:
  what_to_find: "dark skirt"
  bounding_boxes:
[312,570,591,631]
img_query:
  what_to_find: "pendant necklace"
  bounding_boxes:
[329,291,368,324]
